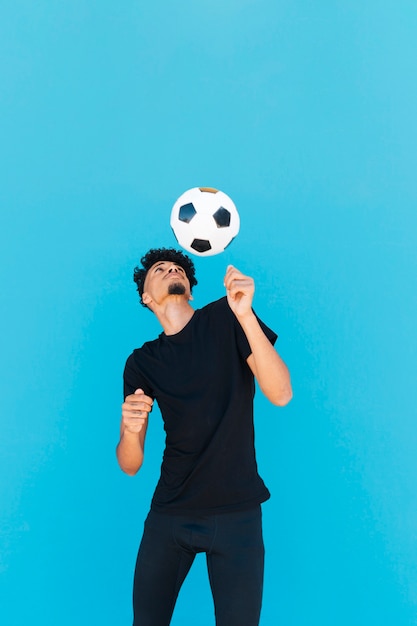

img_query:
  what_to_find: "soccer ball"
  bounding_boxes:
[170,187,240,257]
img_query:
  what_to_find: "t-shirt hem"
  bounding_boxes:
[150,491,271,516]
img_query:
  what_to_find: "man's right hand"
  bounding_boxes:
[121,388,153,434]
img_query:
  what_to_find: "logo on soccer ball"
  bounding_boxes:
[170,187,240,257]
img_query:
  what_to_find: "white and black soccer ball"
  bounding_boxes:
[170,187,240,257]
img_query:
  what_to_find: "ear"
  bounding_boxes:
[142,292,152,305]
[189,294,194,301]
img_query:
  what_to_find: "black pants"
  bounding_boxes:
[132,506,265,626]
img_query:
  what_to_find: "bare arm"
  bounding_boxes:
[224,266,292,406]
[242,315,292,406]
[116,389,153,475]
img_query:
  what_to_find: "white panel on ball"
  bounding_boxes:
[170,187,240,257]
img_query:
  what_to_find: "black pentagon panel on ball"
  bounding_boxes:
[213,207,231,228]
[191,239,212,253]
[179,203,197,223]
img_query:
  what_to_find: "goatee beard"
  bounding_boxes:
[168,283,186,296]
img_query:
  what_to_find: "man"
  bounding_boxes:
[117,247,292,626]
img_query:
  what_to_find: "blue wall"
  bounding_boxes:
[1,2,416,624]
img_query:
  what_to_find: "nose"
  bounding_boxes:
[168,265,179,273]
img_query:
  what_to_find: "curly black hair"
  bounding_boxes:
[133,247,198,307]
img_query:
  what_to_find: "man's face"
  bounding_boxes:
[142,261,191,308]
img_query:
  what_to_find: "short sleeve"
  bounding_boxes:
[123,351,155,400]
[226,301,277,362]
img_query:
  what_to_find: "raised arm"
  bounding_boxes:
[224,265,292,406]
[116,389,153,475]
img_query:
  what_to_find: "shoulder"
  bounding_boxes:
[124,338,162,377]
[196,297,238,335]
[197,297,235,326]
[200,296,231,317]
[125,337,162,364]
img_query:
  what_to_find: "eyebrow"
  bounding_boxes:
[152,262,184,271]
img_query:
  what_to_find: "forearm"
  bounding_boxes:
[116,429,145,476]
[239,311,292,406]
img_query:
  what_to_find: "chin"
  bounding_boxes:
[168,283,186,296]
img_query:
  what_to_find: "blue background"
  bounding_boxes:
[1,1,416,624]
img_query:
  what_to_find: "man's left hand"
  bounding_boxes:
[224,265,255,318]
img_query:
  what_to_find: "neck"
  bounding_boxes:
[153,299,195,336]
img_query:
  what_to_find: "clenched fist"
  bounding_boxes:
[121,388,153,434]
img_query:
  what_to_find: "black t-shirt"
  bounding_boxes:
[123,296,277,515]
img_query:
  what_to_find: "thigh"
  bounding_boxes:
[133,511,195,626]
[206,507,265,626]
